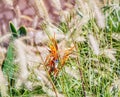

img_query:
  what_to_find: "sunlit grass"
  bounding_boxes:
[0,1,120,97]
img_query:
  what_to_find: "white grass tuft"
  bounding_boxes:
[34,0,50,22]
[3,0,13,6]
[0,47,8,97]
[75,36,86,42]
[88,33,100,55]
[51,0,61,10]
[0,33,11,43]
[14,39,29,88]
[103,49,116,61]
[112,33,120,41]
[90,0,105,29]
[65,66,80,80]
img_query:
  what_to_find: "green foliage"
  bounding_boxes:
[1,3,120,97]
[2,42,15,96]
[103,5,120,32]
[2,22,27,96]
[18,26,27,37]
[55,4,120,97]
[9,22,18,38]
[9,22,27,38]
[11,86,45,97]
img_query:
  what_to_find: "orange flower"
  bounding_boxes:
[45,36,74,76]
[61,46,74,66]
[45,37,59,74]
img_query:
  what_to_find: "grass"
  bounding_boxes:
[0,1,120,97]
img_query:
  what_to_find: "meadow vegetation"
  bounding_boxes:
[0,0,120,97]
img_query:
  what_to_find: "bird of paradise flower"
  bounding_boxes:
[45,35,74,76]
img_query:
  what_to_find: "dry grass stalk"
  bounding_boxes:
[20,15,33,22]
[73,40,86,97]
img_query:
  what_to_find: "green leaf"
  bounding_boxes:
[18,26,27,37]
[3,43,14,77]
[2,42,16,95]
[9,22,18,38]
[2,42,14,82]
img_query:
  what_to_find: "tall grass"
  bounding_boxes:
[0,0,120,97]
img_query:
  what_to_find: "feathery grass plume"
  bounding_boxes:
[0,48,8,97]
[76,0,90,17]
[3,0,13,6]
[12,18,18,28]
[65,66,80,80]
[34,66,64,97]
[15,5,21,25]
[88,33,100,55]
[109,78,120,94]
[34,68,52,88]
[34,28,64,45]
[75,36,86,42]
[0,33,11,43]
[34,0,50,22]
[112,33,120,41]
[103,49,116,61]
[34,31,48,44]
[14,39,29,88]
[0,70,8,97]
[64,11,81,38]
[42,87,64,97]
[76,0,86,13]
[60,9,71,22]
[90,0,105,29]
[45,24,65,40]
[60,6,75,23]
[32,16,39,29]
[75,0,90,30]
[34,46,49,61]
[51,0,61,10]
[2,23,7,34]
